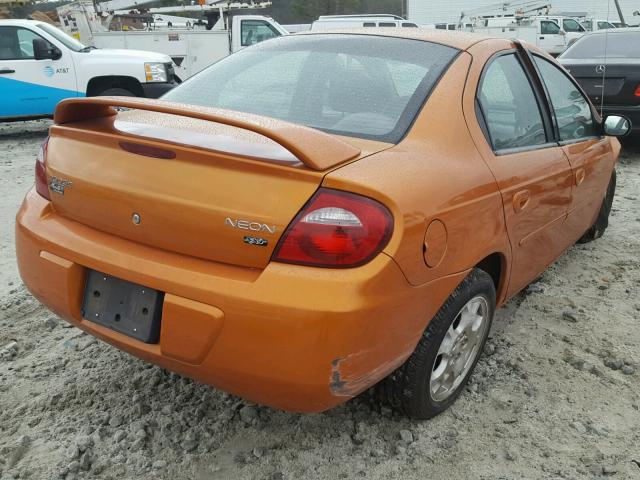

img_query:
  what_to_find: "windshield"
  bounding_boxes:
[36,23,86,52]
[560,31,640,59]
[164,34,459,143]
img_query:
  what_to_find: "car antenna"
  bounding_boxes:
[599,0,611,117]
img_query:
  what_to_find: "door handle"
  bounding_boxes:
[0,68,15,74]
[513,189,530,214]
[575,168,586,186]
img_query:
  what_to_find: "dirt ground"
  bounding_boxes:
[0,120,639,480]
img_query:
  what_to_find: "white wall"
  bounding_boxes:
[407,0,639,25]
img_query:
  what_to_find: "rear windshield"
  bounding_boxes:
[163,34,459,143]
[561,31,640,59]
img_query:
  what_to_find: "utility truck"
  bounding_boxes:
[0,19,175,121]
[57,0,288,80]
[460,1,583,55]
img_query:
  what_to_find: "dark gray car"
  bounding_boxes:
[559,28,640,136]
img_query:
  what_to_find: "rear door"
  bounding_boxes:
[0,26,22,116]
[532,54,616,239]
[474,50,574,297]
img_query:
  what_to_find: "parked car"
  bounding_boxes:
[16,29,627,419]
[0,19,177,121]
[559,28,640,136]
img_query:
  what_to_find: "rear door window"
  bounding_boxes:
[477,54,547,151]
[533,56,596,141]
[0,27,20,60]
[0,26,46,60]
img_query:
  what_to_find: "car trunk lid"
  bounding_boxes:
[44,97,389,269]
[562,62,640,106]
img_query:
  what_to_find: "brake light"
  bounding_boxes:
[35,137,50,201]
[273,188,393,268]
[635,85,640,97]
[119,141,176,159]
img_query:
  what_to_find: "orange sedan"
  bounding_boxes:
[16,30,629,419]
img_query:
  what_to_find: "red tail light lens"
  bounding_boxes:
[119,141,176,159]
[635,85,640,97]
[273,188,393,268]
[35,137,50,201]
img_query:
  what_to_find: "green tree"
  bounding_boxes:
[290,0,361,21]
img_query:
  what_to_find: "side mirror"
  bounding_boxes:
[603,115,631,137]
[33,38,62,61]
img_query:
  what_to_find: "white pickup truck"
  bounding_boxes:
[0,19,177,121]
[57,2,288,80]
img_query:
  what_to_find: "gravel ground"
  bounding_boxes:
[1,120,639,480]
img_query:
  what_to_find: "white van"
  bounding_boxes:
[311,15,418,30]
[0,19,175,120]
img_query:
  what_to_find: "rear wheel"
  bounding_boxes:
[96,87,136,97]
[377,268,495,419]
[578,169,616,244]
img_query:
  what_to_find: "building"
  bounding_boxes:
[406,0,640,26]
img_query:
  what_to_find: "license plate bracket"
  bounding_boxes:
[81,270,163,343]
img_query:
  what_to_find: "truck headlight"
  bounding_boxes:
[144,63,168,83]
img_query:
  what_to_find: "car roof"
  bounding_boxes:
[295,28,502,51]
[317,14,404,20]
[0,19,41,27]
[579,26,640,35]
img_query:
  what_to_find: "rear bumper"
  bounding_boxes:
[601,105,640,133]
[141,81,177,99]
[16,189,466,412]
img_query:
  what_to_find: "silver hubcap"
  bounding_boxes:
[430,295,489,402]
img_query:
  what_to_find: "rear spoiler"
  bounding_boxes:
[54,97,361,171]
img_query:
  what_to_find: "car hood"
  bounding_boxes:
[86,48,172,64]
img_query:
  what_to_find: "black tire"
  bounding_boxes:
[376,268,495,419]
[578,169,616,244]
[96,87,136,97]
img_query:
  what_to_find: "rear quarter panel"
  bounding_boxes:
[323,51,511,302]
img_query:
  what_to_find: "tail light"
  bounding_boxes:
[35,137,50,201]
[635,85,640,97]
[273,188,393,268]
